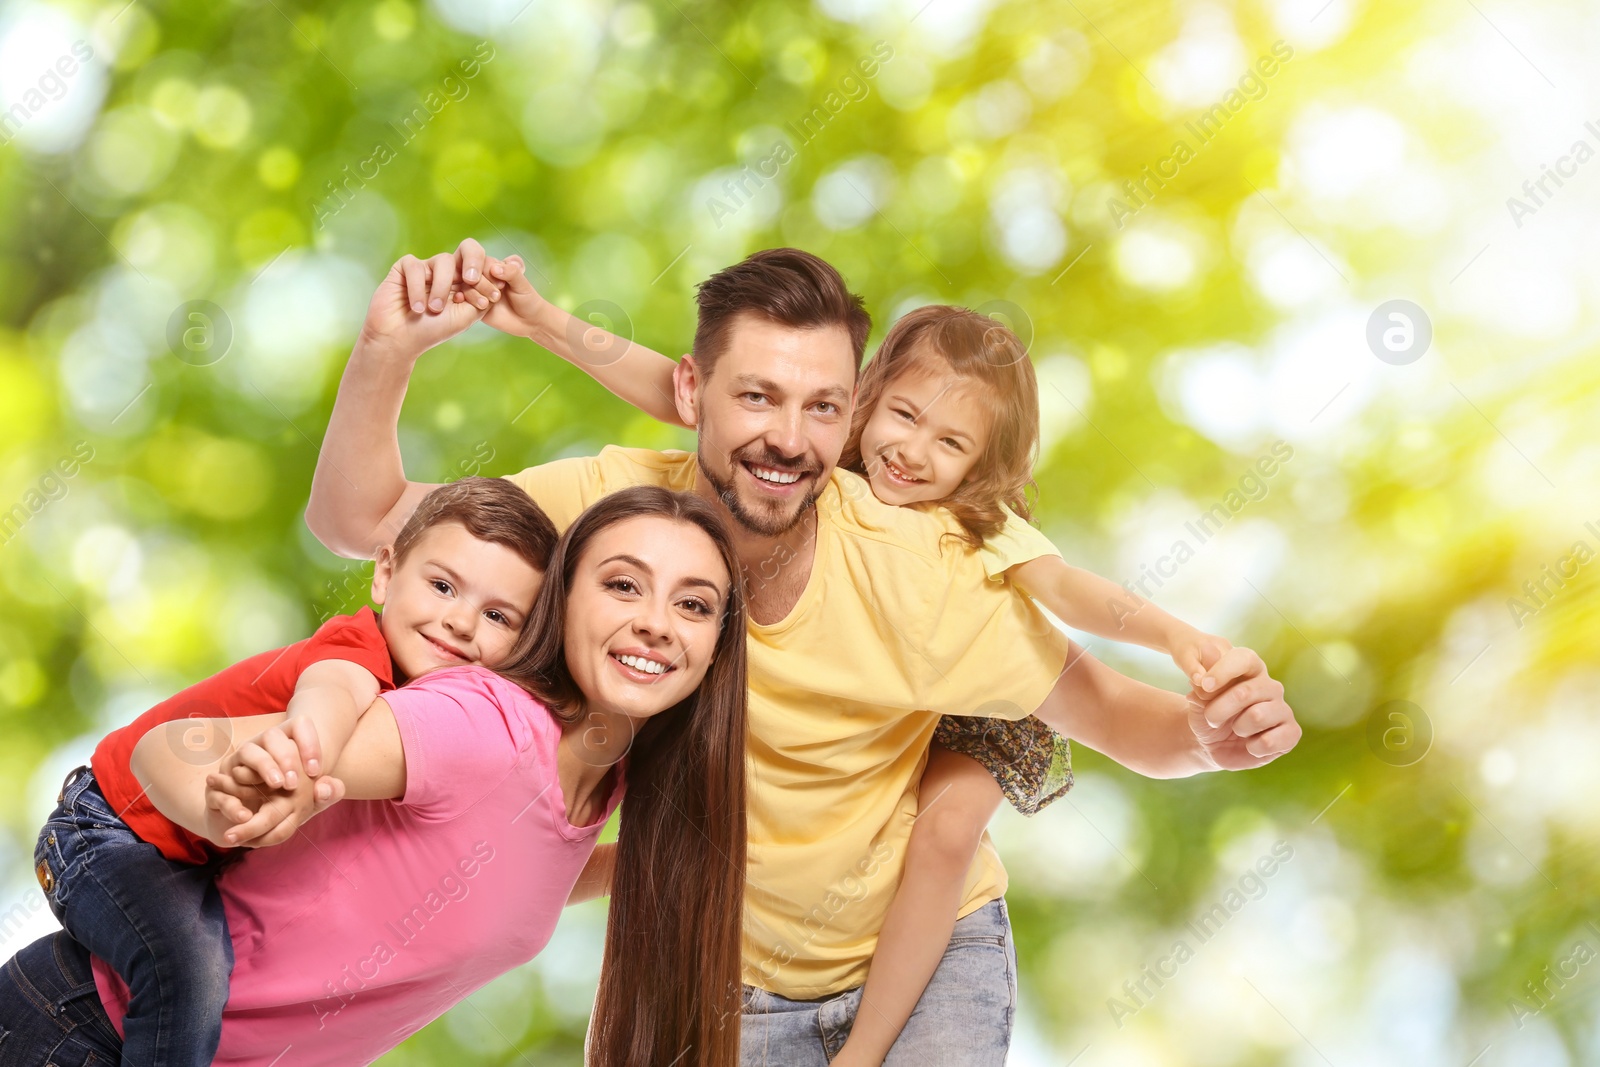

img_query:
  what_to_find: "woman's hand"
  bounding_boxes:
[204,766,345,849]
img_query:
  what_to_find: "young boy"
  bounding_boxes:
[31,477,557,1067]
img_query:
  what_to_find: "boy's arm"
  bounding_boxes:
[280,659,382,780]
[1032,643,1300,779]
[129,712,342,849]
[468,253,685,428]
[1008,555,1231,684]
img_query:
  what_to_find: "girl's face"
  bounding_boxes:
[563,515,732,722]
[858,356,995,507]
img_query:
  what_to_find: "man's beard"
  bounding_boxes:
[697,446,823,538]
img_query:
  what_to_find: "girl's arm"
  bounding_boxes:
[467,254,687,428]
[567,842,617,905]
[1008,554,1231,685]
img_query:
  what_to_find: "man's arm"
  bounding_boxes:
[1033,644,1299,779]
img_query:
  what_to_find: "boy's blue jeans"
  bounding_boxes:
[31,766,233,1067]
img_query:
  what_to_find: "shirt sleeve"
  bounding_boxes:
[976,506,1062,581]
[296,607,396,689]
[910,540,1072,722]
[381,666,530,823]
[501,454,604,533]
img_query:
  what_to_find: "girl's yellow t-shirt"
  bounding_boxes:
[505,447,1072,998]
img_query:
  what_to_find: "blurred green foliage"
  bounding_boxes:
[3,0,1598,1062]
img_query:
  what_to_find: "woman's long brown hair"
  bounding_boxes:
[493,485,748,1067]
[839,304,1041,551]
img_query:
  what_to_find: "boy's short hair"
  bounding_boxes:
[692,247,872,382]
[391,477,559,573]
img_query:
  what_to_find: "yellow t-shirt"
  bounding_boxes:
[973,503,1062,581]
[504,447,1071,998]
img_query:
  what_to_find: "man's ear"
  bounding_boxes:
[370,544,397,607]
[673,354,701,429]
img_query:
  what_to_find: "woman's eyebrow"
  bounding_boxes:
[600,554,725,602]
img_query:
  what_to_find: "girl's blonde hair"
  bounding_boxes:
[840,304,1041,551]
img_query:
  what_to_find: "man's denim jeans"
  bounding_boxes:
[740,897,1018,1066]
[29,767,232,1067]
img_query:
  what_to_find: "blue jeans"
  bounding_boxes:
[29,767,232,1067]
[740,897,1018,1066]
[0,931,123,1065]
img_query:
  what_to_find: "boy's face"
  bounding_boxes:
[370,522,543,680]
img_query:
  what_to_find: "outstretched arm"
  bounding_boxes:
[1009,555,1232,686]
[1033,644,1299,779]
[458,245,684,427]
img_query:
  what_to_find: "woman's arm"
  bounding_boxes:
[1008,555,1231,682]
[130,712,300,847]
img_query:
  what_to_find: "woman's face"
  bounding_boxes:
[563,515,732,722]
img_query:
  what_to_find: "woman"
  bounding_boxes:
[0,485,748,1067]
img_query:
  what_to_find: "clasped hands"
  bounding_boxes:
[202,718,345,849]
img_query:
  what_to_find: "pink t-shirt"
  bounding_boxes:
[92,665,624,1067]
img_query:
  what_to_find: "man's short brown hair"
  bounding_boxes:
[391,477,559,573]
[691,248,872,382]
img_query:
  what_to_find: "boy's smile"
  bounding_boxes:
[369,522,543,680]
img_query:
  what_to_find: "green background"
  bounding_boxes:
[2,0,1597,1062]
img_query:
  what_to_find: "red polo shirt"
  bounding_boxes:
[89,607,397,864]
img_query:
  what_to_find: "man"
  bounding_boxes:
[306,239,1300,1064]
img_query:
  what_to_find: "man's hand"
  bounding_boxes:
[204,768,346,849]
[1186,647,1301,770]
[357,247,504,360]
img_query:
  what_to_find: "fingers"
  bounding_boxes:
[283,718,324,778]
[258,729,306,790]
[426,252,455,313]
[313,775,346,813]
[232,741,289,790]
[226,795,295,848]
[1196,645,1265,695]
[399,254,429,315]
[1173,648,1206,685]
[1198,674,1285,730]
[456,237,487,287]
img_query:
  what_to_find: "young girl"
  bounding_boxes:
[452,253,1231,1064]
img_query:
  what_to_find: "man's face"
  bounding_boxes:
[681,312,857,538]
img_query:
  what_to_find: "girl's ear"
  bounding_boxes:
[370,544,397,606]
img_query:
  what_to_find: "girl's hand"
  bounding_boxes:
[1168,626,1232,689]
[451,251,547,339]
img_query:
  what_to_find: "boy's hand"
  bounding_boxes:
[204,770,345,849]
[1185,647,1300,770]
[1167,626,1233,689]
[221,719,324,792]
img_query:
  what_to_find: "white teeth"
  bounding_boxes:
[616,653,668,675]
[885,460,920,483]
[749,464,802,485]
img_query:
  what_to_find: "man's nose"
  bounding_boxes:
[765,402,807,459]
